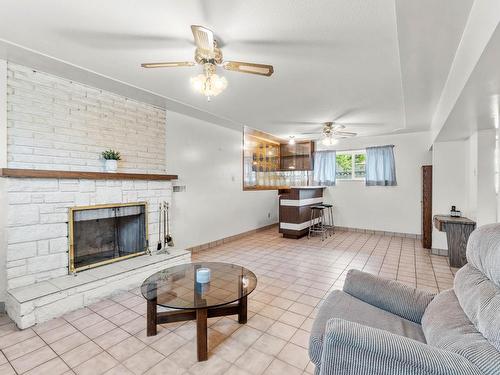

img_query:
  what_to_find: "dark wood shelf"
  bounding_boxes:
[0,168,178,181]
[243,185,290,191]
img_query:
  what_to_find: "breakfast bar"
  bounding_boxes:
[279,186,326,238]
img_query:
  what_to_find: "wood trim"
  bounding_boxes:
[0,168,178,181]
[188,223,278,253]
[243,185,290,191]
[422,165,432,249]
[281,229,309,239]
[244,126,284,144]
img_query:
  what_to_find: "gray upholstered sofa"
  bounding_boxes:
[309,223,500,375]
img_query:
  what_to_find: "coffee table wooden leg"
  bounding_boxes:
[146,298,157,336]
[196,308,208,361]
[238,296,247,324]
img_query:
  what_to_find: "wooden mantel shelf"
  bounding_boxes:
[0,168,178,181]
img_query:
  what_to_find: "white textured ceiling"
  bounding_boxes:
[0,0,474,139]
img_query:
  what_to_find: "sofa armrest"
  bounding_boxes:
[319,319,482,375]
[343,269,435,323]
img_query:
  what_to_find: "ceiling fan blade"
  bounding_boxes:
[191,25,214,55]
[272,120,321,125]
[334,131,357,137]
[223,61,274,77]
[57,29,194,50]
[335,122,383,127]
[141,62,195,68]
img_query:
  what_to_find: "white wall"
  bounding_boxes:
[317,131,431,235]
[433,130,498,251]
[432,140,468,249]
[465,132,478,220]
[165,111,278,250]
[476,129,497,225]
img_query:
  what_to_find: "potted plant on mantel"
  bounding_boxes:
[101,149,121,173]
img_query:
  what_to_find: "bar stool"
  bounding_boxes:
[319,203,335,236]
[308,205,327,241]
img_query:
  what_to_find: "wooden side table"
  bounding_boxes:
[433,215,476,267]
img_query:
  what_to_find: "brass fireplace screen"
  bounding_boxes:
[68,202,148,273]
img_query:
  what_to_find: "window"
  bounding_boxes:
[336,150,366,180]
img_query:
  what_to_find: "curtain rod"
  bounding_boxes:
[314,144,395,153]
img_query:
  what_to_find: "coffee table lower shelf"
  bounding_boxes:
[146,296,248,361]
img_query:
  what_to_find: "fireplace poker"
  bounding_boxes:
[165,201,174,248]
[157,202,163,251]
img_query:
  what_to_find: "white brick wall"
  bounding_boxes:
[5,177,172,289]
[6,63,166,173]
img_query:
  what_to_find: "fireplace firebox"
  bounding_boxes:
[68,202,148,273]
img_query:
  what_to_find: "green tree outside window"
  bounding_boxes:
[336,152,366,180]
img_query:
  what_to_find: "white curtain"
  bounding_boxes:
[313,151,336,186]
[365,145,397,186]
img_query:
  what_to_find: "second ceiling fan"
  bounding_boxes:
[141,25,274,100]
[299,122,357,145]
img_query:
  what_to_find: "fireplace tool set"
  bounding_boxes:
[157,201,174,254]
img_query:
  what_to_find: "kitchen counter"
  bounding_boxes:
[244,185,326,191]
[278,186,325,239]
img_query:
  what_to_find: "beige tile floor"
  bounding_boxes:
[0,229,457,375]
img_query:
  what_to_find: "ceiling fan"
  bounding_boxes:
[299,122,357,145]
[322,122,357,138]
[141,25,274,100]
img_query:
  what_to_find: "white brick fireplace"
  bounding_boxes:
[6,178,174,289]
[0,62,190,328]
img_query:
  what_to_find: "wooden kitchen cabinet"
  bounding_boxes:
[280,141,314,171]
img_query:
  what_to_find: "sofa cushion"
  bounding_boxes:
[309,290,425,367]
[454,264,500,352]
[343,269,435,323]
[467,223,500,287]
[422,289,500,375]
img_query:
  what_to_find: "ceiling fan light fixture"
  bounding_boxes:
[190,74,205,91]
[190,71,228,101]
[322,136,338,146]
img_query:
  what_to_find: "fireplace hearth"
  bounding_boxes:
[69,202,148,273]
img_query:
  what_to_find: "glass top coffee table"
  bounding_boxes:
[141,262,257,361]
